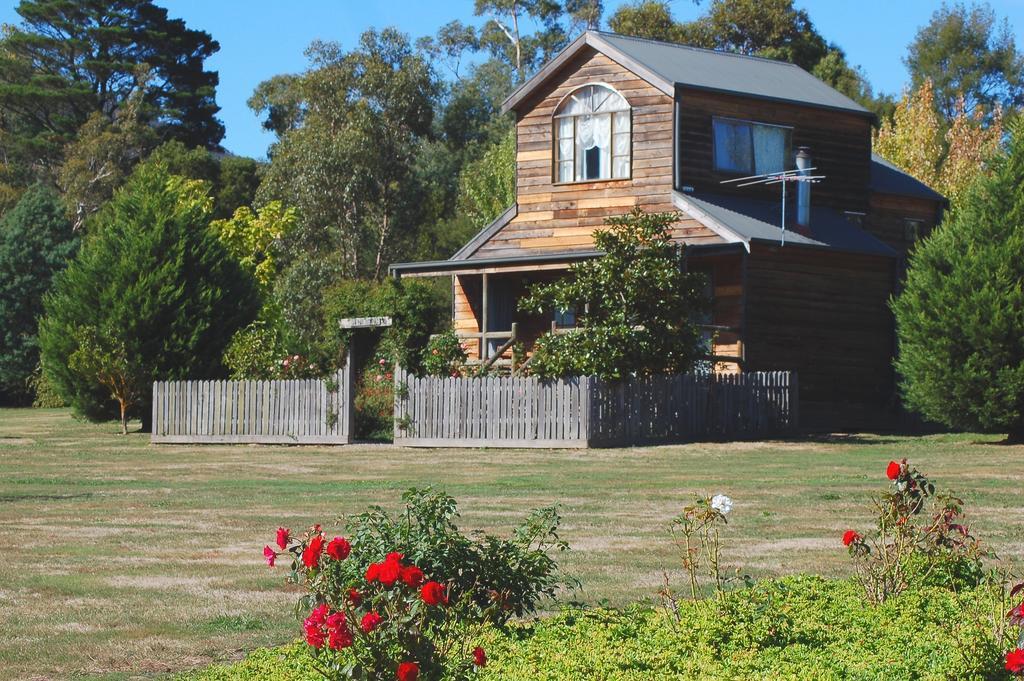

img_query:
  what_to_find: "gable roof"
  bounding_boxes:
[503,31,872,117]
[869,154,947,203]
[674,191,898,258]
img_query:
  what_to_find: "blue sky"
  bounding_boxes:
[2,1,1023,158]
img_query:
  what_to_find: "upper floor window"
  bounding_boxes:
[713,117,792,175]
[554,84,631,183]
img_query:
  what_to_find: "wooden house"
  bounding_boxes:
[390,31,945,430]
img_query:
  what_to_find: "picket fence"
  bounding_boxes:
[393,370,797,448]
[151,370,350,444]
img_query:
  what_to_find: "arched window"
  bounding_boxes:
[554,84,631,183]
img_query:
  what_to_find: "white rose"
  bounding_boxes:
[710,494,733,516]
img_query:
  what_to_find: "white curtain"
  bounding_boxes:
[753,126,787,174]
[575,114,612,180]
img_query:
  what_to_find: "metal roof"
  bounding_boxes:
[869,154,946,202]
[389,250,602,277]
[503,31,872,117]
[674,191,898,258]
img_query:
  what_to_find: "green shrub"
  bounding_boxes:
[38,165,260,428]
[892,119,1024,439]
[182,576,1006,681]
[353,356,394,440]
[520,209,708,379]
[260,489,573,680]
[0,185,78,405]
[421,330,468,377]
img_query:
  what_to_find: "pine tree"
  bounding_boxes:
[0,185,77,404]
[892,120,1024,440]
[38,164,259,429]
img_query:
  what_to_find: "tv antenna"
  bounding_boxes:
[720,164,825,246]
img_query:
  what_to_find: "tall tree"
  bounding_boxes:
[892,121,1024,440]
[905,2,1023,121]
[0,184,77,404]
[608,1,683,43]
[38,164,259,428]
[677,0,830,71]
[254,29,437,279]
[874,79,1004,204]
[474,0,568,81]
[0,0,224,182]
[57,75,156,230]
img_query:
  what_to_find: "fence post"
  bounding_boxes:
[789,372,799,434]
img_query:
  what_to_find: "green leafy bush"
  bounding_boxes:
[38,165,260,428]
[183,576,1007,681]
[421,330,468,377]
[260,489,573,680]
[354,356,394,440]
[892,120,1024,439]
[0,185,78,405]
[519,209,709,379]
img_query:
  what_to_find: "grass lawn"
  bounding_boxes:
[0,408,1022,680]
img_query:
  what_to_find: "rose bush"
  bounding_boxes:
[421,331,468,378]
[262,489,574,680]
[842,459,987,602]
[1007,581,1024,675]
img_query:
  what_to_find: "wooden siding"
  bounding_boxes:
[687,250,745,372]
[676,87,873,212]
[865,192,943,253]
[472,47,724,260]
[742,244,896,429]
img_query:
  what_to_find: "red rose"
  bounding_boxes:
[303,604,329,648]
[385,552,404,562]
[400,565,425,588]
[366,562,381,582]
[276,527,290,550]
[347,588,363,607]
[420,581,447,606]
[397,661,419,681]
[302,535,325,569]
[360,611,382,633]
[378,559,401,587]
[263,545,276,567]
[886,460,901,480]
[1006,648,1024,674]
[328,626,353,650]
[473,646,487,667]
[325,611,352,650]
[326,537,351,561]
[842,530,860,547]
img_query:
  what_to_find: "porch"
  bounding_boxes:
[390,247,747,373]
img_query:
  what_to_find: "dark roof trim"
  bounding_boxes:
[390,250,603,277]
[450,204,517,261]
[676,83,877,122]
[672,191,750,251]
[502,32,674,113]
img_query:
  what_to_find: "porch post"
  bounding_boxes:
[480,272,489,360]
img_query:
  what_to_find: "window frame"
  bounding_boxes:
[711,116,794,177]
[551,83,632,185]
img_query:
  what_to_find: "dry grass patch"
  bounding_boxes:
[0,409,1022,679]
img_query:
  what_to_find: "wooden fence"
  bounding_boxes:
[151,370,351,444]
[393,370,796,448]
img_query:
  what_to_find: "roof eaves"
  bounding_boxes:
[449,204,517,261]
[672,190,751,252]
[501,31,674,114]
